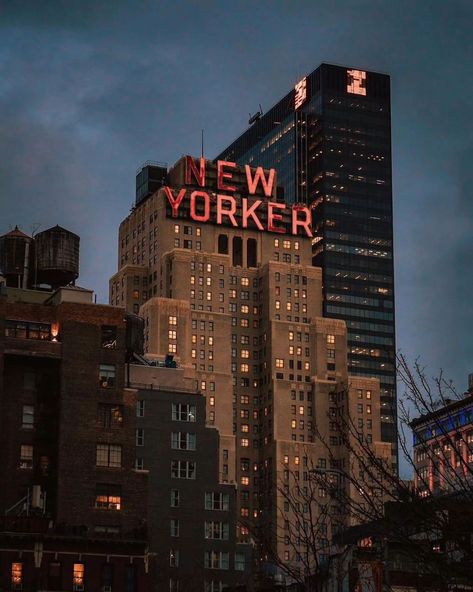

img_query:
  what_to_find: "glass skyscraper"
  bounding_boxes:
[217,63,396,460]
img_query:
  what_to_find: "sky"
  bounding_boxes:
[1,0,472,396]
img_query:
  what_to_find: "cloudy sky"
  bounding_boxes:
[1,0,472,393]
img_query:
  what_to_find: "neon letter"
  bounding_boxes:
[217,160,237,192]
[291,206,312,237]
[164,186,186,217]
[190,191,210,222]
[217,195,238,227]
[242,198,264,230]
[245,165,276,197]
[268,202,286,233]
[185,155,205,187]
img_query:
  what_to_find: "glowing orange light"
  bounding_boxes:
[51,323,59,341]
[294,77,307,110]
[347,69,367,96]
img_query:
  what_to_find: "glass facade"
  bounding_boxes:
[217,63,397,461]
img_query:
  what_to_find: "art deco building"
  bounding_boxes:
[216,63,397,465]
[110,156,391,579]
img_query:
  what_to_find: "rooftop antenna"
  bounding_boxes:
[201,129,204,159]
[248,104,263,126]
[31,223,41,237]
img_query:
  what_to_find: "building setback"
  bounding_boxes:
[128,362,251,591]
[109,156,391,581]
[0,284,152,591]
[216,63,397,466]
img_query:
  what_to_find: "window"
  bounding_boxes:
[171,489,180,507]
[97,404,123,428]
[204,551,229,570]
[171,432,196,450]
[99,364,116,388]
[169,315,177,325]
[96,444,122,468]
[205,521,229,540]
[135,457,144,470]
[326,334,335,344]
[172,403,196,422]
[135,400,145,419]
[275,358,284,368]
[11,562,23,585]
[101,325,117,348]
[171,460,196,479]
[95,484,121,510]
[20,444,33,469]
[136,428,144,446]
[205,492,229,510]
[5,320,51,340]
[170,519,180,537]
[73,563,85,586]
[170,549,179,567]
[22,405,34,429]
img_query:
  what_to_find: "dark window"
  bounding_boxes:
[247,238,257,267]
[125,565,137,592]
[101,325,117,348]
[102,563,114,587]
[218,234,228,254]
[99,364,116,388]
[233,236,243,266]
[5,320,51,340]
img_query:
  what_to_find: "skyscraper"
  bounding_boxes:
[217,63,396,462]
[110,156,391,582]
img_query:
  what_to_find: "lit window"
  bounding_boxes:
[169,316,177,325]
[275,359,284,368]
[20,444,33,469]
[95,484,121,510]
[73,563,85,586]
[326,334,335,344]
[11,563,23,585]
[241,438,249,447]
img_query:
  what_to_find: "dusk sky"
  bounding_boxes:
[1,0,472,394]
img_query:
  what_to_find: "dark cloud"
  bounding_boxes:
[1,0,473,401]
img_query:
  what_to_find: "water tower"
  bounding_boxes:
[34,225,80,289]
[0,226,33,288]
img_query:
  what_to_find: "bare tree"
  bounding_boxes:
[249,356,473,591]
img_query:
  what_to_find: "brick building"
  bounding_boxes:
[109,156,391,580]
[0,284,152,591]
[128,362,251,591]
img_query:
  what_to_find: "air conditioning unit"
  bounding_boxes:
[73,586,85,592]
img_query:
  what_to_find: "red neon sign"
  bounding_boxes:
[163,157,313,238]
